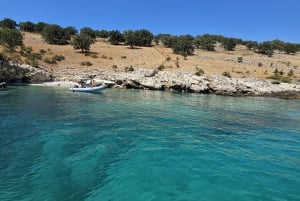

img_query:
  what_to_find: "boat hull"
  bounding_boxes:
[69,85,106,92]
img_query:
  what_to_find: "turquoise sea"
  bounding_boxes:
[0,85,300,201]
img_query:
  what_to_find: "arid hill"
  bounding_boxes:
[13,32,300,81]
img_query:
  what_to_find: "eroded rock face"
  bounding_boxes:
[0,63,53,83]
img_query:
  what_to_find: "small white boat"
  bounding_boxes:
[69,85,106,93]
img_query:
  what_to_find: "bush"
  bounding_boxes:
[25,58,39,67]
[124,66,134,72]
[91,53,98,58]
[100,54,107,59]
[81,61,93,66]
[175,57,180,68]
[52,55,65,61]
[44,55,65,64]
[222,71,231,78]
[237,57,243,63]
[44,57,56,64]
[195,68,204,76]
[0,28,23,50]
[288,70,294,77]
[39,49,47,55]
[158,64,165,71]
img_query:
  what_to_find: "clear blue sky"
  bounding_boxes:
[1,0,300,43]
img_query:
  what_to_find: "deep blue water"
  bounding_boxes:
[0,86,300,201]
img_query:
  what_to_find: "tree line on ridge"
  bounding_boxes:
[1,17,300,59]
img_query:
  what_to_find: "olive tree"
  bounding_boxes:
[71,34,95,52]
[80,27,96,39]
[19,21,35,32]
[108,30,124,45]
[0,18,17,29]
[42,24,70,44]
[172,35,195,56]
[0,28,23,50]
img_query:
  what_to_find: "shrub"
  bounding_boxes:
[258,62,263,67]
[237,57,243,63]
[222,71,231,78]
[121,56,127,59]
[44,57,56,64]
[25,58,39,67]
[166,56,171,62]
[0,28,23,50]
[124,66,134,72]
[27,53,42,61]
[288,70,294,77]
[175,57,180,68]
[81,61,93,66]
[44,55,65,64]
[158,64,165,71]
[39,49,47,55]
[100,54,107,59]
[53,54,65,61]
[195,68,204,76]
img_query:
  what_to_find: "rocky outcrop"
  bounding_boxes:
[0,63,54,83]
[1,63,299,98]
[97,67,300,98]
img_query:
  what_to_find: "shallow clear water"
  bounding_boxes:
[0,86,300,201]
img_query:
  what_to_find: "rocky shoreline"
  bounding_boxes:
[1,64,300,98]
[98,68,300,98]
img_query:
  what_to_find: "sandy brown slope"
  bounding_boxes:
[22,32,300,81]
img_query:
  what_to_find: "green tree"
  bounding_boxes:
[95,30,110,38]
[194,34,216,51]
[257,41,274,57]
[283,43,298,54]
[64,26,77,37]
[0,18,17,29]
[271,39,285,51]
[223,38,236,51]
[0,28,23,50]
[80,27,96,39]
[244,40,258,50]
[71,34,95,52]
[159,34,176,48]
[42,24,70,45]
[19,21,35,32]
[172,35,194,56]
[134,29,153,47]
[124,29,153,48]
[108,30,124,45]
[34,22,48,33]
[123,30,136,48]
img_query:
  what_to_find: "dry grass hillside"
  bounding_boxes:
[13,32,300,81]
